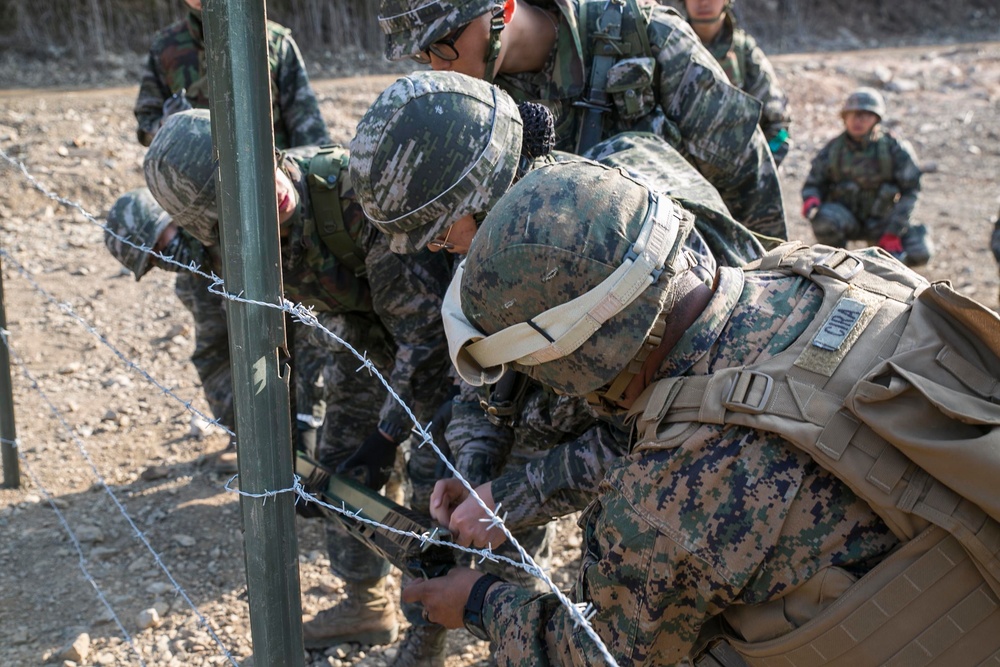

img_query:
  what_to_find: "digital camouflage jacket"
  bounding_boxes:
[482,267,898,666]
[802,127,922,236]
[703,14,791,165]
[134,11,329,149]
[498,0,786,238]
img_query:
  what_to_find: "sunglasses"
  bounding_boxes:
[411,22,470,64]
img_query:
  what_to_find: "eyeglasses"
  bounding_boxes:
[411,22,470,64]
[427,224,455,251]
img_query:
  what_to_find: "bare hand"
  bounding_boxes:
[447,482,508,549]
[430,478,469,526]
[402,567,483,628]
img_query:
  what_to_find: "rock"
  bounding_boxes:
[885,78,920,92]
[968,144,982,155]
[58,362,82,375]
[173,534,196,548]
[872,64,893,84]
[102,409,118,422]
[57,145,69,157]
[75,524,104,544]
[921,161,939,174]
[57,632,90,663]
[94,652,116,665]
[136,608,161,630]
[141,465,169,481]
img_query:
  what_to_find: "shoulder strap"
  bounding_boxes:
[575,0,653,153]
[307,146,367,277]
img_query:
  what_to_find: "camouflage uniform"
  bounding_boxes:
[378,0,787,238]
[134,9,329,149]
[700,13,792,165]
[450,162,898,665]
[144,112,455,646]
[104,188,234,433]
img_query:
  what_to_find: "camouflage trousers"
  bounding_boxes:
[811,202,931,265]
[298,311,400,582]
[173,271,234,432]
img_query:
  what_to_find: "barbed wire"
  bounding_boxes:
[0,326,241,667]
[0,147,621,665]
[16,457,148,667]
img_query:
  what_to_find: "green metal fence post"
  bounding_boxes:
[0,256,20,489]
[203,0,304,664]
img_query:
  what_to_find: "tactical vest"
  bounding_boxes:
[305,145,368,278]
[630,243,1000,665]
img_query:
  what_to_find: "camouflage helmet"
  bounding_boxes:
[349,70,522,254]
[378,0,501,61]
[143,109,220,247]
[104,188,173,281]
[842,87,886,120]
[457,160,692,396]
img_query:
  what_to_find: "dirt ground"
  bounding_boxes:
[1,41,999,667]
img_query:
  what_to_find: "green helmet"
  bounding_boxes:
[143,108,220,247]
[842,87,886,120]
[458,160,692,397]
[104,188,173,281]
[349,70,522,254]
[379,0,505,79]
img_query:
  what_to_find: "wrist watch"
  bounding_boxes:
[463,573,503,640]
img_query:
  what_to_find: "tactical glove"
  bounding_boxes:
[802,197,821,219]
[877,232,906,261]
[337,430,398,490]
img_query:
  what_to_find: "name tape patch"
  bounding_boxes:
[812,297,867,351]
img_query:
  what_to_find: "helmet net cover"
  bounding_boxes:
[349,70,522,254]
[841,87,886,120]
[105,188,173,281]
[460,160,685,396]
[378,0,500,61]
[143,109,220,247]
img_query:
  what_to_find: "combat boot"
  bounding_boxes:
[901,223,933,267]
[302,577,399,649]
[389,624,446,667]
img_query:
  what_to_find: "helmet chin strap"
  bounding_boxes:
[483,6,506,83]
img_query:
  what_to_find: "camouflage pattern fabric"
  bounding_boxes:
[478,268,899,665]
[134,10,329,149]
[802,128,922,243]
[492,0,786,238]
[378,0,501,61]
[104,188,174,280]
[173,267,235,432]
[349,70,522,254]
[702,14,791,165]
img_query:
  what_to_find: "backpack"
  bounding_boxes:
[305,145,368,278]
[630,242,1000,664]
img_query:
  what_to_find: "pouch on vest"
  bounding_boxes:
[606,57,657,121]
[307,146,368,278]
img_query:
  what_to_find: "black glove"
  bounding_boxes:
[337,430,398,490]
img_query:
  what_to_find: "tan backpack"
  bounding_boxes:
[630,242,1000,665]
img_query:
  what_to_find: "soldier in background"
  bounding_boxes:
[802,87,932,266]
[134,0,329,149]
[132,0,332,468]
[104,189,238,472]
[683,0,792,165]
[143,110,455,651]
[376,0,787,239]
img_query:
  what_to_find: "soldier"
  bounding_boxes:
[802,87,932,266]
[134,0,329,150]
[683,0,792,165]
[104,188,238,472]
[376,0,788,239]
[404,160,1000,665]
[143,110,455,650]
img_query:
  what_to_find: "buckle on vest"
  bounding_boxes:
[813,250,863,282]
[723,370,773,414]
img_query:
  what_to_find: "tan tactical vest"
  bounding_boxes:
[630,243,1000,665]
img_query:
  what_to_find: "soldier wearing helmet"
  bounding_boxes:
[683,0,792,166]
[105,188,241,473]
[402,160,908,663]
[134,0,329,149]
[801,87,931,266]
[376,0,788,239]
[143,110,455,651]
